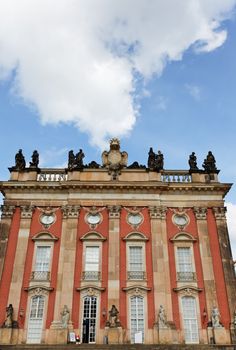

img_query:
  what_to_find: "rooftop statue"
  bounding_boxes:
[202,151,217,173]
[188,152,198,171]
[30,150,39,168]
[14,149,26,171]
[147,148,164,171]
[67,149,85,170]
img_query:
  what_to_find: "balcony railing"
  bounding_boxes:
[177,271,196,281]
[82,271,101,281]
[37,169,68,182]
[127,271,146,280]
[31,271,50,281]
[161,171,191,183]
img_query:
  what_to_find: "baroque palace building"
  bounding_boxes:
[0,139,235,346]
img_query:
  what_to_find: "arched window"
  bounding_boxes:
[130,296,144,343]
[181,296,199,343]
[27,295,45,344]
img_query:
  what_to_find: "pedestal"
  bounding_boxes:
[213,327,231,344]
[106,326,123,344]
[46,321,69,344]
[159,327,173,343]
[0,328,13,344]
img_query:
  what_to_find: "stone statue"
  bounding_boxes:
[107,305,120,328]
[14,149,26,171]
[188,152,198,170]
[75,149,85,169]
[156,150,164,171]
[68,150,76,170]
[148,148,164,171]
[30,150,39,168]
[203,151,217,173]
[211,306,221,328]
[61,305,70,328]
[4,304,13,328]
[158,305,167,328]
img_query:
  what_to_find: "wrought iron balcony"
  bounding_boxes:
[127,271,146,280]
[177,271,196,281]
[31,271,50,281]
[82,271,101,281]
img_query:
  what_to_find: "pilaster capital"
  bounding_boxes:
[107,205,121,219]
[61,205,80,219]
[20,205,35,219]
[193,207,207,220]
[1,204,16,219]
[149,206,167,220]
[213,206,227,220]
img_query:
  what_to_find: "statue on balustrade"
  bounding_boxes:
[202,151,217,173]
[14,149,26,171]
[147,148,164,171]
[68,149,85,170]
[188,152,198,171]
[30,150,39,168]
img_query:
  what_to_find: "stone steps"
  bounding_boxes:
[0,345,235,350]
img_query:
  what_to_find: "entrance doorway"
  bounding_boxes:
[27,296,45,344]
[82,296,97,343]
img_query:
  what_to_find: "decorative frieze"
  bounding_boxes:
[193,207,207,220]
[149,206,167,220]
[20,205,35,219]
[107,205,121,219]
[1,205,16,219]
[213,207,227,220]
[61,205,80,219]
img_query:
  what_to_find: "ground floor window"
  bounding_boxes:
[27,295,45,344]
[130,296,144,343]
[82,296,97,343]
[181,296,199,343]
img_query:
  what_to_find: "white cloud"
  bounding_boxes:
[226,202,236,260]
[0,0,235,147]
[185,84,201,101]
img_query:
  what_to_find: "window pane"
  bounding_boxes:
[85,247,99,271]
[129,246,143,271]
[182,297,199,343]
[177,247,192,272]
[35,246,51,272]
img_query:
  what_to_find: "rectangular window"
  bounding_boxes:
[83,246,100,280]
[181,297,199,343]
[177,247,195,281]
[33,246,51,280]
[128,246,144,280]
[130,296,144,343]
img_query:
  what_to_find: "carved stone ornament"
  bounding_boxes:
[102,138,128,179]
[149,206,167,220]
[20,205,35,219]
[213,207,226,220]
[1,205,16,218]
[108,205,121,219]
[194,207,207,220]
[62,205,80,219]
[27,287,52,296]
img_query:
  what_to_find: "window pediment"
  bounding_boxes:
[80,231,106,241]
[32,232,58,242]
[170,232,197,243]
[123,232,148,241]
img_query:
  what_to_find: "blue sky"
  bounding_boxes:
[0,1,236,257]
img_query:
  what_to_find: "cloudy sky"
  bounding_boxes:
[0,0,236,257]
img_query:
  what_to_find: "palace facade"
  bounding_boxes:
[0,139,235,345]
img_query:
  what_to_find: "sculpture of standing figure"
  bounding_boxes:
[211,306,221,328]
[148,147,156,169]
[30,150,39,168]
[15,149,26,171]
[188,152,198,170]
[68,150,76,170]
[61,305,70,328]
[158,305,167,328]
[75,149,85,169]
[203,151,217,173]
[108,305,120,327]
[156,150,164,171]
[4,304,13,328]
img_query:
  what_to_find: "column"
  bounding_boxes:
[213,207,236,319]
[51,205,80,326]
[149,206,172,321]
[107,205,121,311]
[194,207,217,316]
